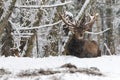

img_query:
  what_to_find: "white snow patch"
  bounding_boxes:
[0,55,120,80]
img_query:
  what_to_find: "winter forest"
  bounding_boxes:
[0,0,120,57]
[0,0,120,80]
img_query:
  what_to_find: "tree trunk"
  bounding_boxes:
[99,7,108,55]
[105,0,115,54]
[1,22,14,56]
[0,0,16,56]
[24,32,37,57]
[0,0,16,37]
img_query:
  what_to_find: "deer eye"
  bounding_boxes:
[80,34,83,36]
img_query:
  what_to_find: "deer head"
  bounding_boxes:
[59,12,99,39]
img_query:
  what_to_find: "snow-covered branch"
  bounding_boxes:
[11,33,34,36]
[75,0,91,21]
[18,20,62,30]
[15,1,72,8]
[85,28,110,35]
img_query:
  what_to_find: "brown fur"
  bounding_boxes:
[65,36,101,58]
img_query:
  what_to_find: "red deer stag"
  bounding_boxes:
[59,13,101,58]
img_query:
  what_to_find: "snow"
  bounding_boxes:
[0,55,120,80]
[65,11,73,18]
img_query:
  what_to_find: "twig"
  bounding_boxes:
[104,43,112,55]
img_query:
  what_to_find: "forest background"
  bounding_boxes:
[0,0,120,57]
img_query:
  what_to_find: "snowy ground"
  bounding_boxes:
[0,55,120,80]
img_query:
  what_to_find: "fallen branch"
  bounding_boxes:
[15,1,72,8]
[17,63,104,77]
[85,28,110,35]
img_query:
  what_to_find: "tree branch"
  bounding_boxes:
[15,1,72,9]
[75,0,91,21]
[85,28,110,35]
[16,20,62,30]
[104,43,112,55]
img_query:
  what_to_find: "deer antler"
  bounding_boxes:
[58,13,76,27]
[84,13,99,31]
